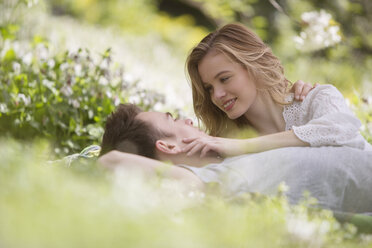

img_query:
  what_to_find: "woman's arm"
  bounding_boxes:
[182,85,366,157]
[290,85,365,149]
[98,150,204,190]
[182,130,308,158]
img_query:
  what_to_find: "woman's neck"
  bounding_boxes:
[243,91,286,135]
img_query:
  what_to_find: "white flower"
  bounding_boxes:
[294,10,341,52]
[123,73,134,82]
[114,97,121,106]
[47,59,55,68]
[12,62,21,74]
[22,52,33,66]
[100,58,110,70]
[128,95,141,104]
[0,103,9,113]
[287,214,318,241]
[27,0,39,8]
[88,110,94,119]
[17,93,31,106]
[59,62,69,71]
[60,85,73,96]
[98,76,109,86]
[36,44,49,61]
[69,99,80,108]
[87,124,104,138]
[74,64,82,76]
[278,181,289,193]
[42,79,55,89]
[105,90,112,98]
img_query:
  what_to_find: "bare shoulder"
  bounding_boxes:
[307,84,344,99]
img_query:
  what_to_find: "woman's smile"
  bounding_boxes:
[198,51,257,120]
[223,97,237,111]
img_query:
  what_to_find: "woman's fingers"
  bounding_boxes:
[182,137,197,143]
[293,80,316,101]
[293,80,304,100]
[299,83,313,100]
[186,143,204,156]
[181,140,198,153]
[200,145,214,158]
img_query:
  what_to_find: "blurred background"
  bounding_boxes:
[1,0,372,156]
[1,2,372,247]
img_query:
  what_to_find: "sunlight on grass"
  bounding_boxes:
[1,139,371,248]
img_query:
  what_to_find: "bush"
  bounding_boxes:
[0,30,165,157]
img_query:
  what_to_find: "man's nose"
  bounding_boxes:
[185,118,193,126]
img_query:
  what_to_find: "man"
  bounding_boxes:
[99,104,372,214]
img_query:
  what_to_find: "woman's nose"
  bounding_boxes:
[185,118,193,126]
[213,86,226,99]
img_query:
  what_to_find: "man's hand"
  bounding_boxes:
[291,80,319,101]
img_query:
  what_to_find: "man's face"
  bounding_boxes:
[136,111,207,145]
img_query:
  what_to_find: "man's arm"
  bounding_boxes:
[98,150,204,190]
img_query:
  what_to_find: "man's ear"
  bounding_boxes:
[155,140,181,155]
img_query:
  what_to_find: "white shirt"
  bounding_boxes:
[178,147,372,213]
[283,84,372,151]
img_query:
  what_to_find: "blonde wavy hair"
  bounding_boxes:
[186,23,291,136]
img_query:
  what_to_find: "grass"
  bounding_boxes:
[0,139,371,248]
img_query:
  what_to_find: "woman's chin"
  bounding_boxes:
[226,111,242,120]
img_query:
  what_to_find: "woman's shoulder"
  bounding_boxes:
[305,84,344,100]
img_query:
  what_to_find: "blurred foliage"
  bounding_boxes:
[0,22,165,157]
[0,139,371,248]
[46,0,208,55]
[43,0,372,91]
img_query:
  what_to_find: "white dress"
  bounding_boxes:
[283,84,372,151]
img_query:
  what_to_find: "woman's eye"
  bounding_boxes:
[220,76,230,83]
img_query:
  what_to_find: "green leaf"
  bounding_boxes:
[3,49,16,62]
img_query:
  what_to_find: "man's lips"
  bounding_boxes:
[222,98,237,111]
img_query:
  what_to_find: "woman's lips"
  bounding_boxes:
[223,98,237,111]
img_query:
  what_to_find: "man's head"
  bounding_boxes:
[100,104,206,161]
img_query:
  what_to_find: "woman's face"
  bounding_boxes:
[197,51,257,120]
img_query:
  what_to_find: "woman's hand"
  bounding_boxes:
[181,130,309,158]
[182,136,245,158]
[291,80,319,101]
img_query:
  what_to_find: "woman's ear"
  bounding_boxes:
[155,140,181,155]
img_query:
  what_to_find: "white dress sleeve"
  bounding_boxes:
[292,85,365,149]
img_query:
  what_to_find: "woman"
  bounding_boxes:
[184,23,371,157]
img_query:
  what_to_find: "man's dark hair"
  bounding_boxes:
[99,104,170,159]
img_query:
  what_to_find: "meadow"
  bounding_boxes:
[1,0,372,247]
